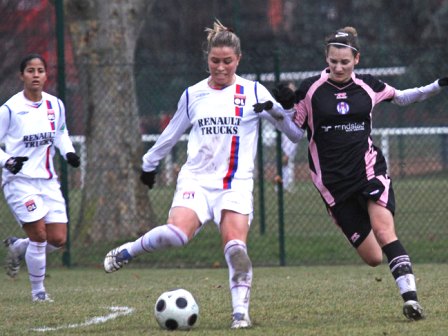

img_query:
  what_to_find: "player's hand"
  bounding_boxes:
[5,156,28,174]
[273,83,295,109]
[438,77,448,86]
[253,101,273,113]
[66,152,80,168]
[140,170,157,189]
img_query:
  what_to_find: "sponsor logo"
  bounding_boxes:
[335,92,347,100]
[197,116,241,135]
[320,122,365,133]
[23,132,55,148]
[350,232,361,243]
[18,111,29,115]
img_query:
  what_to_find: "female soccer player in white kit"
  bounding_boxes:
[104,20,302,329]
[1,54,80,302]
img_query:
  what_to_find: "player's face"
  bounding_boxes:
[21,58,47,95]
[207,46,241,89]
[326,46,359,83]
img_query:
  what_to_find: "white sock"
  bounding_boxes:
[11,238,59,257]
[46,243,60,253]
[11,237,29,257]
[224,240,252,316]
[26,241,47,295]
[127,224,188,257]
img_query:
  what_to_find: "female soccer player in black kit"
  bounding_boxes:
[272,26,448,320]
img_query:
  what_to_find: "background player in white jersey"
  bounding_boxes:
[1,54,80,302]
[104,20,302,329]
[280,133,299,192]
[274,27,447,321]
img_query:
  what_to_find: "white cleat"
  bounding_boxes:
[403,300,425,321]
[231,313,252,329]
[32,291,54,303]
[104,245,133,273]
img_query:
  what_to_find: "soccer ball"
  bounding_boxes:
[154,288,199,330]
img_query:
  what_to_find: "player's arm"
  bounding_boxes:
[0,105,12,166]
[253,83,304,143]
[141,90,192,189]
[0,105,29,174]
[53,99,80,167]
[392,77,447,106]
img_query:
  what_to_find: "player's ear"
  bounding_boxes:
[236,53,242,66]
[354,53,360,65]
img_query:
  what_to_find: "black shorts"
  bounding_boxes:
[328,176,395,248]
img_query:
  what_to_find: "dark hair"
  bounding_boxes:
[20,53,47,73]
[325,27,360,56]
[204,19,241,56]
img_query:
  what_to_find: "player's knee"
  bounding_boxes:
[48,236,66,248]
[363,254,383,267]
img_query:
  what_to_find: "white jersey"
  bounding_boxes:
[142,75,301,191]
[0,91,75,185]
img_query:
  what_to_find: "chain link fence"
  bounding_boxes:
[1,1,448,269]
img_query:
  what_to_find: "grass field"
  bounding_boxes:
[1,264,447,335]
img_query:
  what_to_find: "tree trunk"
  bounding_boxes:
[65,0,157,242]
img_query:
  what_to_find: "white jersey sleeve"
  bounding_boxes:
[0,105,12,166]
[142,89,192,172]
[392,79,442,106]
[53,98,76,157]
[255,83,304,143]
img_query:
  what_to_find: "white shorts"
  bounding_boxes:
[3,177,68,226]
[170,178,253,226]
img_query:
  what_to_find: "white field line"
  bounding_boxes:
[30,306,134,332]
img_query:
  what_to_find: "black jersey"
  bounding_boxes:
[294,68,397,206]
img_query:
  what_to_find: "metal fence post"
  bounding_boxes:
[55,0,71,268]
[274,49,286,266]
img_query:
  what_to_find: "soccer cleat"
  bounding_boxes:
[231,313,252,329]
[32,291,54,303]
[4,236,22,278]
[104,245,133,273]
[403,300,425,321]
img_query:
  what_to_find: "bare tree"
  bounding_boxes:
[64,0,157,242]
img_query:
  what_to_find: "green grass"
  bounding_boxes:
[1,264,447,335]
[1,174,447,268]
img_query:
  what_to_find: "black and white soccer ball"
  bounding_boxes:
[154,288,199,330]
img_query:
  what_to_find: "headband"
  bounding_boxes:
[327,42,359,53]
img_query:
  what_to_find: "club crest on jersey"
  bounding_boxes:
[25,199,37,212]
[336,101,350,115]
[47,109,55,121]
[183,191,195,199]
[234,94,246,106]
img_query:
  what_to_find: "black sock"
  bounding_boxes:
[382,240,418,302]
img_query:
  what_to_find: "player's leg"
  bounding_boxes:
[104,179,208,273]
[220,206,252,329]
[330,195,383,266]
[4,224,65,278]
[103,207,199,273]
[22,219,53,302]
[4,236,29,278]
[368,201,424,320]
